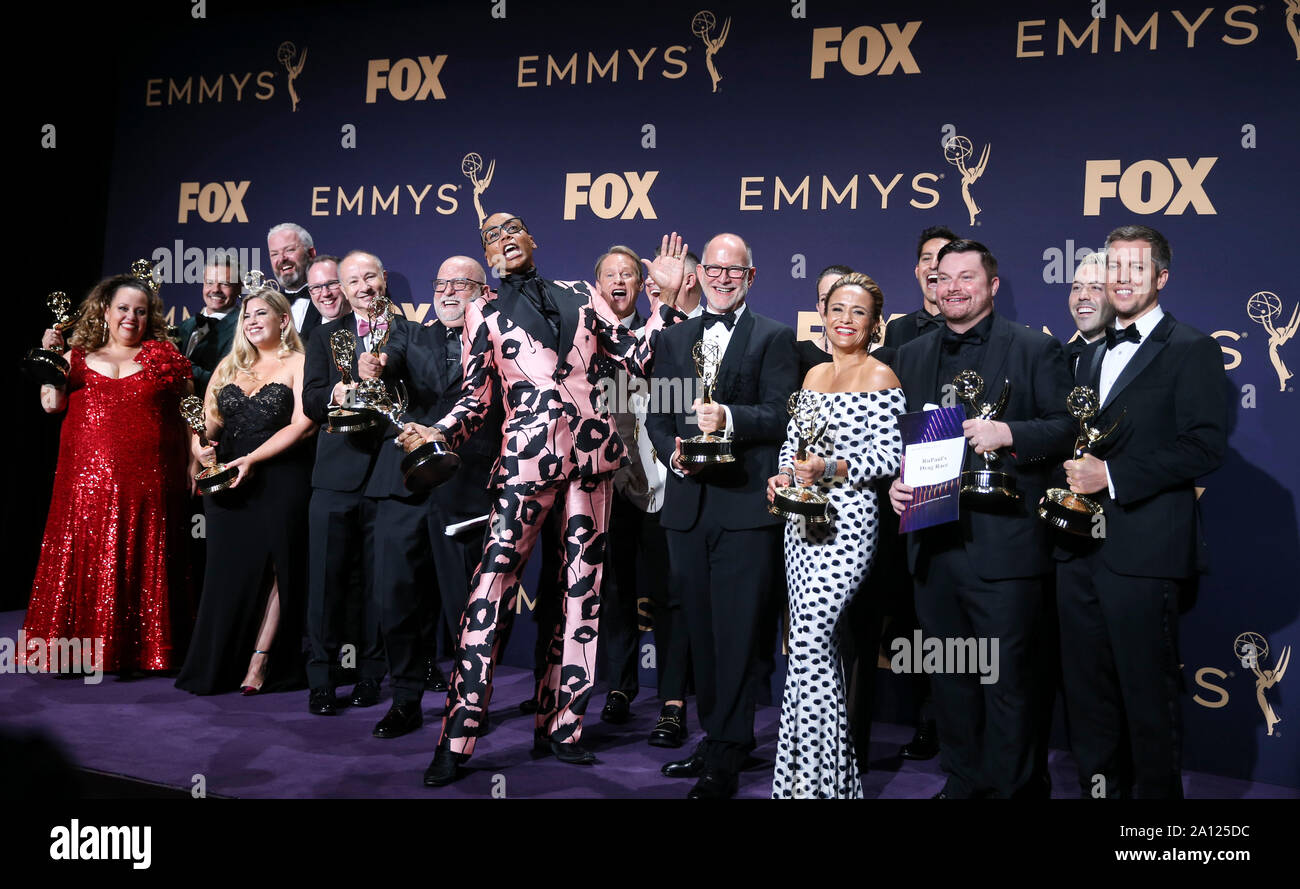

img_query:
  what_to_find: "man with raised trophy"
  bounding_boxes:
[1053,225,1228,798]
[646,232,797,799]
[888,239,1074,798]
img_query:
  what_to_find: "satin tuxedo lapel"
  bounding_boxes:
[551,280,582,372]
[714,308,754,404]
[975,316,1016,411]
[1099,313,1174,412]
[912,326,943,411]
[496,277,555,350]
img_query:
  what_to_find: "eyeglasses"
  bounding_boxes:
[306,279,342,296]
[701,264,752,279]
[481,217,527,246]
[203,279,238,289]
[433,277,486,293]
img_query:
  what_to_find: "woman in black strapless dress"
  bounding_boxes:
[176,287,316,695]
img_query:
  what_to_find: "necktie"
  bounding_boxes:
[917,312,943,332]
[941,328,984,353]
[358,319,387,340]
[1104,325,1142,350]
[446,328,461,363]
[703,311,736,330]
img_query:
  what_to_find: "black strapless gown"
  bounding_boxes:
[175,382,312,694]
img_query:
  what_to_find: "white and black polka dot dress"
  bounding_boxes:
[772,388,905,799]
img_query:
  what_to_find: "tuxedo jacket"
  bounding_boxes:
[302,312,412,494]
[645,309,799,532]
[884,308,944,349]
[403,320,503,521]
[177,310,238,397]
[892,312,1075,580]
[433,269,680,488]
[1061,312,1227,578]
[289,287,323,343]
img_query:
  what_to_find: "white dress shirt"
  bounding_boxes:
[1097,305,1165,498]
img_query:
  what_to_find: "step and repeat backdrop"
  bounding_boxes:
[96,0,1297,786]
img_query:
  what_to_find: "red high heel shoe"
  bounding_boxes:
[240,650,270,696]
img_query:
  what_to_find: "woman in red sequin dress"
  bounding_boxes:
[26,273,193,673]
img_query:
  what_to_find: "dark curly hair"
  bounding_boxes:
[67,274,170,351]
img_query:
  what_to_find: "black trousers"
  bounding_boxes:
[1057,552,1184,799]
[306,487,385,690]
[372,494,479,707]
[913,546,1042,798]
[666,505,779,773]
[601,491,688,702]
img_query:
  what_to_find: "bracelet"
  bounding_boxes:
[778,466,795,481]
[822,457,838,482]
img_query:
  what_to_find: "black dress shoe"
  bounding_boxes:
[532,730,597,764]
[372,702,422,739]
[519,682,541,714]
[350,678,381,707]
[424,660,448,693]
[600,690,631,724]
[308,687,338,716]
[648,704,687,748]
[661,750,706,778]
[899,720,939,760]
[423,747,467,787]
[687,769,737,799]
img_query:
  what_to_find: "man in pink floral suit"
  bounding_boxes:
[411,213,687,786]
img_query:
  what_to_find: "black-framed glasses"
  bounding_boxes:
[306,279,342,296]
[433,277,486,293]
[701,264,752,279]
[481,217,527,246]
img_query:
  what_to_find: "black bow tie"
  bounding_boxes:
[703,311,736,330]
[1105,325,1142,350]
[193,314,213,331]
[941,328,985,353]
[917,312,943,331]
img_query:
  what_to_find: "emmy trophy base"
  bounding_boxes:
[769,486,830,524]
[327,406,379,434]
[401,441,461,494]
[1037,487,1102,537]
[680,434,735,464]
[195,464,240,496]
[23,349,70,387]
[959,469,1021,508]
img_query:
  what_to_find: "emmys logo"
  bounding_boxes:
[1082,157,1217,216]
[1246,291,1298,392]
[462,152,495,228]
[692,10,731,93]
[942,132,990,227]
[277,41,307,112]
[1235,633,1289,737]
[1015,8,1262,58]
[738,170,940,212]
[309,183,459,217]
[563,172,658,220]
[1288,0,1300,59]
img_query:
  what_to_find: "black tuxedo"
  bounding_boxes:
[892,312,1074,797]
[645,306,797,773]
[288,287,323,343]
[1056,311,1227,798]
[884,308,944,349]
[300,311,410,692]
[176,310,238,398]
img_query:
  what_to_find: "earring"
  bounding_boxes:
[280,324,290,350]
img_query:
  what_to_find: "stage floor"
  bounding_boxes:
[2,611,1294,799]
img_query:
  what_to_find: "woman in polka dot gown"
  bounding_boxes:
[768,273,904,799]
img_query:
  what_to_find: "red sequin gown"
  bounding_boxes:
[24,340,193,672]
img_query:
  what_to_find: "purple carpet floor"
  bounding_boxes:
[2,611,1294,799]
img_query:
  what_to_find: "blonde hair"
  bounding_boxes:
[209,287,303,396]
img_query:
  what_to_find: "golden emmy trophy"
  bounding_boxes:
[180,395,240,495]
[1038,387,1123,535]
[24,292,75,385]
[356,378,462,493]
[461,152,495,228]
[953,370,1020,504]
[680,340,734,464]
[325,328,378,433]
[769,390,831,523]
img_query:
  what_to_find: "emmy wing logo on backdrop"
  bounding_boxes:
[942,132,990,226]
[1246,291,1298,392]
[462,152,495,229]
[1236,633,1290,737]
[277,41,307,111]
[1283,0,1300,58]
[692,10,731,93]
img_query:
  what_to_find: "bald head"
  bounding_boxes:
[698,232,755,314]
[481,212,536,276]
[433,255,488,328]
